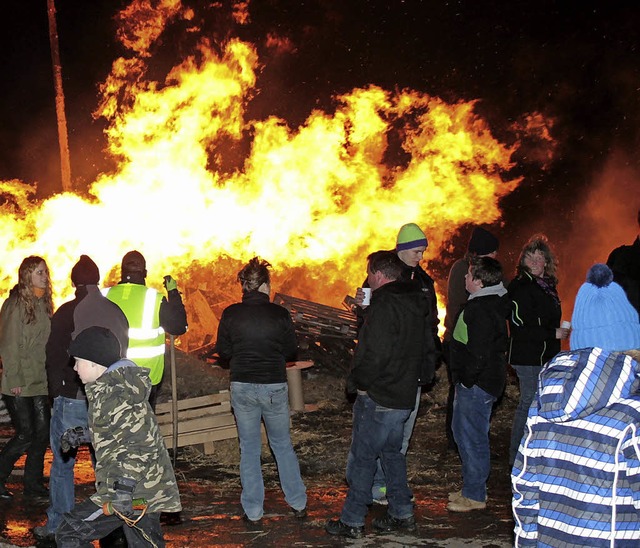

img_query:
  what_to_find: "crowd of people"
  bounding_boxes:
[0,208,638,546]
[0,252,187,547]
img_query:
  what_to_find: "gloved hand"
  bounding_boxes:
[163,275,178,292]
[60,426,91,453]
[111,478,137,517]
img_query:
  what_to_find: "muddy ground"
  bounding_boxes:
[0,342,517,547]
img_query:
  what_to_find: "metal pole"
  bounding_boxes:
[46,0,72,191]
[170,335,178,467]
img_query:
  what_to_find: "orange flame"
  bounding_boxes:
[0,2,546,347]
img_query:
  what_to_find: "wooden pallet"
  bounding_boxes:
[156,391,237,455]
[274,292,358,339]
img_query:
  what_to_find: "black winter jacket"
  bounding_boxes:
[450,285,510,398]
[216,291,298,384]
[507,271,561,366]
[349,280,435,409]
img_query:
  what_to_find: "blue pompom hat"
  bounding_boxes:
[570,263,640,351]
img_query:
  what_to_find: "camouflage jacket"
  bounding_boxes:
[85,360,181,513]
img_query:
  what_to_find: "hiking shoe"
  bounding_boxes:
[292,506,307,519]
[448,489,463,502]
[33,526,55,542]
[446,495,486,512]
[325,518,364,539]
[373,513,417,533]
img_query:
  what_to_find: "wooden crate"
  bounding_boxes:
[156,391,237,454]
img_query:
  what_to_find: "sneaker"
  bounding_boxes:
[33,526,55,542]
[446,495,486,512]
[448,489,463,502]
[372,513,417,533]
[292,507,307,519]
[372,486,388,505]
[325,518,364,539]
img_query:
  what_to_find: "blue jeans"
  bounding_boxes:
[230,382,306,521]
[350,387,420,500]
[45,396,90,533]
[509,365,541,465]
[341,393,413,527]
[452,384,496,503]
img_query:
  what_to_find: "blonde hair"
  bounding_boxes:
[17,256,53,323]
[516,234,558,284]
[237,257,271,293]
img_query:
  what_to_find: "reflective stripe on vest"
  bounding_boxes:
[104,284,166,385]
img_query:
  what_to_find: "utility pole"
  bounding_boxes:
[46,0,72,192]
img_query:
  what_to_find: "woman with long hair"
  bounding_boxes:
[507,235,569,466]
[216,257,307,523]
[0,256,53,498]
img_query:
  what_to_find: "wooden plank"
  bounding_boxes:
[156,403,231,425]
[163,425,239,449]
[155,391,230,415]
[158,414,236,437]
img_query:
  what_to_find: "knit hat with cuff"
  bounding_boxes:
[396,223,428,252]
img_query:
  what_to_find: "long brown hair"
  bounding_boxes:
[17,256,53,323]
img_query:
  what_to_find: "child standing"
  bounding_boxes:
[56,326,181,547]
[448,257,510,512]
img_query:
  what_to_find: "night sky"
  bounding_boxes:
[1,1,639,287]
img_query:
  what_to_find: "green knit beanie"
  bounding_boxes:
[396,223,428,251]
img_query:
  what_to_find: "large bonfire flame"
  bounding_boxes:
[0,1,547,347]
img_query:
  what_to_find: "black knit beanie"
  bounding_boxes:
[69,326,122,367]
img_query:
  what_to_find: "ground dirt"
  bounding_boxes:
[0,340,518,547]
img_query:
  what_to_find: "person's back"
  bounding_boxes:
[216,290,297,384]
[513,348,640,547]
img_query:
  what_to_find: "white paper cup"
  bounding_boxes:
[361,287,372,306]
[561,320,571,329]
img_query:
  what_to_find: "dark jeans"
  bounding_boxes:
[509,365,542,465]
[0,394,50,489]
[452,384,496,502]
[341,393,413,527]
[56,499,164,547]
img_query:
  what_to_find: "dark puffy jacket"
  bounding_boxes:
[350,280,435,409]
[216,291,298,384]
[508,272,561,366]
[356,262,441,380]
[450,285,510,399]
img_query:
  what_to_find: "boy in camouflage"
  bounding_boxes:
[56,326,181,547]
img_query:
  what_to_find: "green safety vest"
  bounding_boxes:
[104,284,165,385]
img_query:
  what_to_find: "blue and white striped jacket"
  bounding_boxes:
[512,347,640,547]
